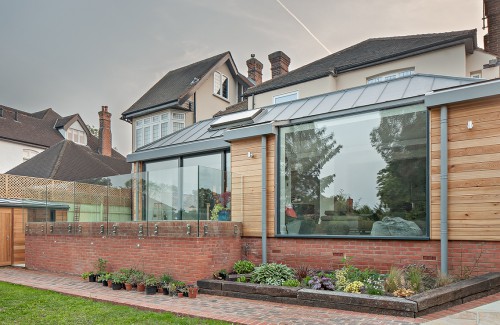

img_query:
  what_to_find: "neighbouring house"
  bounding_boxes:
[121,51,253,152]
[6,106,130,181]
[240,29,499,112]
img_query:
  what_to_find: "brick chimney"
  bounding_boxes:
[98,106,112,157]
[246,54,263,85]
[484,0,500,57]
[268,51,290,79]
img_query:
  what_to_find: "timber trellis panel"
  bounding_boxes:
[0,174,131,207]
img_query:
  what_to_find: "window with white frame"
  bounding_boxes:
[135,111,186,149]
[67,128,87,145]
[213,71,229,100]
[273,91,299,104]
[23,149,39,161]
[367,69,414,84]
[470,71,482,78]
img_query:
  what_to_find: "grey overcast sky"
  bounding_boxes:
[0,0,486,155]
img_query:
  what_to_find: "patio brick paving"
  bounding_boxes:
[0,267,499,325]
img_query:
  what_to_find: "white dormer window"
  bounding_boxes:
[65,121,87,145]
[367,68,414,84]
[134,111,186,149]
[214,71,229,100]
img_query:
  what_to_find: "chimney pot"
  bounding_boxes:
[268,51,290,79]
[246,54,263,85]
[98,106,112,157]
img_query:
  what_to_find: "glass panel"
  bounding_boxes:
[161,122,168,137]
[279,105,427,238]
[161,113,169,121]
[144,126,151,144]
[221,75,228,99]
[183,153,223,220]
[152,124,159,141]
[274,92,298,104]
[173,122,184,132]
[136,128,143,148]
[214,72,221,95]
[145,169,180,221]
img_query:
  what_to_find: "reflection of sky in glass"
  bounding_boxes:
[317,112,385,208]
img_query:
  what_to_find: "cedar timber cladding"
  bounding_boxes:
[231,136,275,237]
[430,95,500,241]
[12,208,25,265]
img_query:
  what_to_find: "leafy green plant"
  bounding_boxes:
[282,278,300,287]
[111,272,128,284]
[301,275,312,287]
[405,265,423,292]
[80,272,92,280]
[160,274,173,287]
[213,269,228,280]
[144,274,158,287]
[251,263,295,286]
[236,276,247,283]
[94,258,108,275]
[233,260,255,274]
[210,204,225,220]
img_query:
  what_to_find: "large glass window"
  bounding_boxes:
[144,159,180,221]
[278,105,427,238]
[135,112,186,149]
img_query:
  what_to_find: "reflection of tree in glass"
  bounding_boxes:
[285,126,342,204]
[370,110,426,219]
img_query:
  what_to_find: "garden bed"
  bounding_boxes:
[198,272,500,318]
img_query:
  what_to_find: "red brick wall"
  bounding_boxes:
[485,0,500,57]
[242,238,500,276]
[25,221,242,283]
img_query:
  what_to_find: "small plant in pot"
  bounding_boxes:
[100,273,112,287]
[213,269,228,280]
[111,272,127,290]
[187,284,198,298]
[144,274,158,295]
[174,281,186,297]
[168,283,177,297]
[160,273,173,295]
[81,272,96,282]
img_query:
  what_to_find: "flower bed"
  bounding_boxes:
[198,272,500,317]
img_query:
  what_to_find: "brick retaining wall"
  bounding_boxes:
[241,238,500,276]
[25,221,242,283]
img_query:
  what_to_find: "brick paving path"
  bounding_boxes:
[0,267,499,325]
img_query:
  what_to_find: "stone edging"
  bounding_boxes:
[198,272,500,318]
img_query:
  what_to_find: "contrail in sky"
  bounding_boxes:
[275,0,332,55]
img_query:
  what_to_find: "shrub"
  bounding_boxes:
[94,258,108,275]
[295,265,312,281]
[405,265,423,293]
[308,276,334,290]
[111,272,127,284]
[233,260,255,274]
[160,273,173,287]
[144,274,158,287]
[282,278,300,287]
[344,281,364,293]
[251,263,295,286]
[301,275,312,287]
[334,268,349,291]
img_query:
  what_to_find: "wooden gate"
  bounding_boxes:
[0,209,12,266]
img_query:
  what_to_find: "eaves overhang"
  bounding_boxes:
[425,78,500,107]
[127,138,229,163]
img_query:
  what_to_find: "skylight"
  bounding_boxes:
[211,108,262,128]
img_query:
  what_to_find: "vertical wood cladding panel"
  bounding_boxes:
[430,96,500,240]
[231,136,275,237]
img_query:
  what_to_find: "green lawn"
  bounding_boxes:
[0,282,228,324]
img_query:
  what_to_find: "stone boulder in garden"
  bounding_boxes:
[371,217,422,236]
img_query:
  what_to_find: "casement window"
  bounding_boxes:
[67,128,87,145]
[23,149,39,161]
[273,91,299,104]
[135,112,186,149]
[367,69,415,84]
[214,71,229,100]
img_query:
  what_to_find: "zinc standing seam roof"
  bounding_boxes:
[134,74,480,154]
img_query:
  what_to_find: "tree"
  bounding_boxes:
[369,109,426,219]
[284,126,342,204]
[87,124,99,138]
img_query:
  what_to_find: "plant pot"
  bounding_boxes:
[124,283,132,291]
[188,287,198,298]
[102,280,108,287]
[218,210,230,221]
[162,288,169,295]
[137,283,145,292]
[88,274,97,282]
[107,280,112,287]
[158,287,163,293]
[177,292,183,298]
[112,282,122,290]
[145,285,157,295]
[183,292,189,297]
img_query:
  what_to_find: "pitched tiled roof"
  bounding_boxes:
[0,104,63,147]
[7,140,131,181]
[0,104,125,159]
[213,100,248,117]
[245,30,477,96]
[122,52,231,118]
